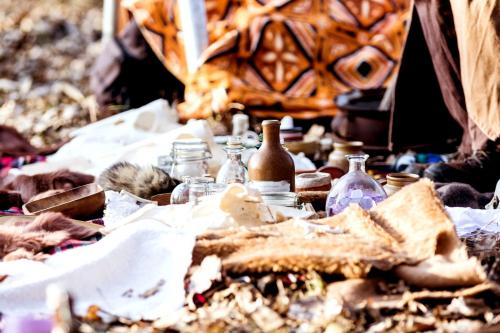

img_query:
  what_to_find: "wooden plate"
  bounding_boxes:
[22,183,105,220]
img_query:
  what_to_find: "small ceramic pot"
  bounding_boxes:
[327,141,364,173]
[383,172,420,196]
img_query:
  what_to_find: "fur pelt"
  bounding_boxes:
[4,170,94,203]
[0,212,98,261]
[98,162,178,199]
[436,182,493,209]
[0,125,38,156]
[0,190,23,210]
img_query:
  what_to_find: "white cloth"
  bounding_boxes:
[446,206,500,236]
[17,100,225,177]
[0,221,195,320]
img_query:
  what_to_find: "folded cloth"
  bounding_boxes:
[446,206,500,237]
[0,220,195,320]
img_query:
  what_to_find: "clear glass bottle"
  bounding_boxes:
[326,154,387,216]
[170,176,192,204]
[170,138,212,181]
[216,136,248,184]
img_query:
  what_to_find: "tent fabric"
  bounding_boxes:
[123,0,412,119]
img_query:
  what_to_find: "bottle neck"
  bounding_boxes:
[227,151,242,161]
[348,156,367,172]
[262,123,281,148]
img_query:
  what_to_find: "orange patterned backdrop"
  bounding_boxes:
[124,0,413,120]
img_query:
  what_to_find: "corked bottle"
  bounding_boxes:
[248,120,295,192]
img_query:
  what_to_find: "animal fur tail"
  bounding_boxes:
[98,162,178,199]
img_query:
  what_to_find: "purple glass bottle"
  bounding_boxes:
[326,154,387,216]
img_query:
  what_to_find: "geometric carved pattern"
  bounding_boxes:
[124,0,412,119]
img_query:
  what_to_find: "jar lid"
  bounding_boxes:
[172,138,212,161]
[386,173,420,186]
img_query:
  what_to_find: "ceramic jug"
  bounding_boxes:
[248,120,295,192]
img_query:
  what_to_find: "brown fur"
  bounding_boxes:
[0,212,98,260]
[0,190,23,210]
[5,170,94,203]
[0,125,37,156]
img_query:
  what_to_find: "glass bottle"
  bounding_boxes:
[216,136,248,184]
[326,154,387,216]
[248,120,295,192]
[170,138,212,181]
[170,176,192,204]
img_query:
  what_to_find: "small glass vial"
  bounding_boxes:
[326,154,387,216]
[216,136,248,184]
[170,138,212,181]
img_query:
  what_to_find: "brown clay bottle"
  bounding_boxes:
[248,120,295,192]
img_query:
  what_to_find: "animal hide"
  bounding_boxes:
[4,170,94,203]
[0,212,98,261]
[437,182,493,209]
[0,125,38,156]
[194,179,486,288]
[0,190,23,210]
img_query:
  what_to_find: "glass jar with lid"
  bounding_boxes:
[170,138,212,181]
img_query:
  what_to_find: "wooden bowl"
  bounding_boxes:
[151,193,172,206]
[22,183,105,220]
[284,140,319,156]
